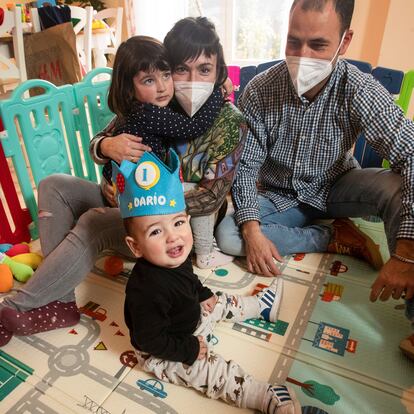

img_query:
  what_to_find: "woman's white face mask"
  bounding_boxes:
[286,32,346,97]
[174,81,214,117]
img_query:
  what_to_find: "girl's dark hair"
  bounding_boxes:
[163,17,228,86]
[108,36,170,118]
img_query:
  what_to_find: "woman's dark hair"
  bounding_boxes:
[163,17,228,86]
[108,36,170,118]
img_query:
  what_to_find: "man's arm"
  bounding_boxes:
[233,85,282,276]
[370,239,414,301]
[352,77,414,300]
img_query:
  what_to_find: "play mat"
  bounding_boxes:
[0,218,413,414]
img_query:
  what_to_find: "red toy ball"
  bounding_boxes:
[104,256,124,276]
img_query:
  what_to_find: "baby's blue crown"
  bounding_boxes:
[112,149,186,219]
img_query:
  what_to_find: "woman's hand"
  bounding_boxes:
[222,77,234,99]
[100,134,152,164]
[201,295,218,313]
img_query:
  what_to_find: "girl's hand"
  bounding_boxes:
[197,335,208,360]
[100,180,117,207]
[101,134,152,164]
[201,295,218,313]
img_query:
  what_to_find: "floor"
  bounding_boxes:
[0,218,413,414]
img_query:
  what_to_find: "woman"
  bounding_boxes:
[92,17,245,269]
[0,17,246,346]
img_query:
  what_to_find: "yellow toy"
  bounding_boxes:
[12,252,43,270]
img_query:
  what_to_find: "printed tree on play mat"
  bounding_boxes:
[287,377,340,405]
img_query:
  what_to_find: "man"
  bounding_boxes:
[216,0,414,357]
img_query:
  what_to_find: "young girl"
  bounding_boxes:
[101,35,234,268]
[102,35,223,184]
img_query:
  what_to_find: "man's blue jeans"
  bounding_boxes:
[216,168,401,257]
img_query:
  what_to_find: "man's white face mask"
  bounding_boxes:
[286,32,346,97]
[174,81,214,117]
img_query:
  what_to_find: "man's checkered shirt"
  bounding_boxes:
[232,59,414,239]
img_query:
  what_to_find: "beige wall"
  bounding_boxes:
[346,0,414,72]
[345,0,390,66]
[378,0,414,71]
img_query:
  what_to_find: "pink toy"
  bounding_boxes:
[5,243,30,257]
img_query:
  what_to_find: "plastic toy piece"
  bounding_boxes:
[0,263,13,292]
[104,256,124,276]
[0,244,12,253]
[12,252,43,270]
[0,252,33,282]
[4,243,30,257]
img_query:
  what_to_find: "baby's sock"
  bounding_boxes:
[262,384,301,414]
[257,277,284,322]
[196,249,234,269]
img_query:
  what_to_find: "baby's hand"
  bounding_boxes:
[201,294,218,313]
[197,335,207,360]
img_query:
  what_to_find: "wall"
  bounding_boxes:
[345,0,390,66]
[345,0,414,72]
[378,0,414,72]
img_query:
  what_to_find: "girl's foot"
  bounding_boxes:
[1,300,80,335]
[196,249,234,269]
[0,322,13,347]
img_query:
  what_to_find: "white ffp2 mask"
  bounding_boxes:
[174,81,214,117]
[286,32,346,96]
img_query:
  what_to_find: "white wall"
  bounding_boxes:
[132,0,187,42]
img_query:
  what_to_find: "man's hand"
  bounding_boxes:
[242,221,283,277]
[370,239,414,301]
[196,335,208,360]
[201,295,218,313]
[370,258,414,302]
[100,134,151,164]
